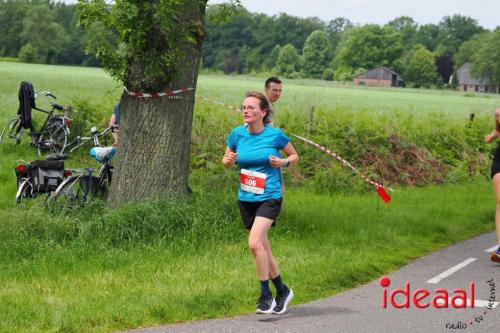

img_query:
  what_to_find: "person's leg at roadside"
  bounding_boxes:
[249,216,276,313]
[491,174,500,262]
[263,235,294,314]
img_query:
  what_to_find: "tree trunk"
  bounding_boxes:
[107,2,205,208]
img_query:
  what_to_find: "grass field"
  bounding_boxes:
[0,61,499,332]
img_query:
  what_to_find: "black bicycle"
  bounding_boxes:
[15,153,69,204]
[0,89,72,156]
[52,126,116,208]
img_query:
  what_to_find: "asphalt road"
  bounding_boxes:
[120,232,499,333]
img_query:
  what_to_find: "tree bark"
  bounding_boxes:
[107,2,205,208]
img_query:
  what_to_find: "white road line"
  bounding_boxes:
[485,245,498,253]
[427,258,477,284]
[435,298,498,309]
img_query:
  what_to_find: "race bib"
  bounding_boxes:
[240,169,266,194]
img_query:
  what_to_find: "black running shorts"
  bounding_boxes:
[492,147,500,179]
[237,198,283,230]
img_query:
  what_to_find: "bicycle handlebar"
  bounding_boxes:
[34,90,57,99]
[68,125,117,153]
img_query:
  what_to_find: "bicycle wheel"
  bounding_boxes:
[16,179,33,204]
[54,175,89,208]
[0,116,23,145]
[38,124,68,155]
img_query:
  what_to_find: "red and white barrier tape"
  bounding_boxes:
[292,134,393,203]
[196,95,240,112]
[190,93,392,203]
[124,86,194,98]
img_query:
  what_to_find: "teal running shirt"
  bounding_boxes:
[226,125,289,202]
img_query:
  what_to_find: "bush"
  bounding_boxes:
[334,65,354,82]
[18,44,39,63]
[322,68,334,81]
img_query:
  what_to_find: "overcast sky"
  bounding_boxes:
[208,0,499,30]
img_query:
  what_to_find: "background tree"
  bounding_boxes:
[302,30,331,78]
[78,0,231,207]
[436,15,485,55]
[20,4,70,64]
[263,44,281,71]
[0,0,28,57]
[223,47,244,74]
[272,14,325,51]
[454,33,489,68]
[274,43,301,78]
[324,17,352,54]
[413,23,440,52]
[387,16,417,50]
[332,24,403,70]
[202,6,252,70]
[471,30,500,93]
[403,44,438,87]
[435,54,454,84]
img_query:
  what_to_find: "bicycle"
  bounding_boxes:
[0,88,72,156]
[15,153,69,204]
[52,125,117,208]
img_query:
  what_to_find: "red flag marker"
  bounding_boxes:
[376,186,391,203]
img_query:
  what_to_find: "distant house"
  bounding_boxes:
[354,67,405,87]
[457,63,490,93]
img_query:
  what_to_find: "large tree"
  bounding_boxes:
[0,0,28,57]
[78,0,238,207]
[435,54,454,84]
[413,23,440,52]
[387,16,418,50]
[324,17,352,53]
[471,30,500,93]
[302,30,331,78]
[274,43,301,77]
[333,24,403,70]
[436,15,485,55]
[403,44,438,88]
[20,3,70,64]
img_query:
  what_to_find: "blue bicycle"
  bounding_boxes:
[52,125,117,207]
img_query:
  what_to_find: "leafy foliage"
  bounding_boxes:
[77,0,213,87]
[302,30,332,78]
[435,54,454,84]
[471,30,500,92]
[403,45,438,88]
[274,43,301,78]
[436,15,485,55]
[333,24,403,70]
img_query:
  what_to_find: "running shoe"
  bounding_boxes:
[491,247,500,263]
[273,286,294,314]
[255,295,275,314]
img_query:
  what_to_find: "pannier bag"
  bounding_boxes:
[31,160,64,192]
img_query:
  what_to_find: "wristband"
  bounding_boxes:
[284,158,289,167]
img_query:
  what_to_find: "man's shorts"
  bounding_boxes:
[237,198,283,230]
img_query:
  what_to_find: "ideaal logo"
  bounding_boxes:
[379,276,474,309]
[379,276,496,330]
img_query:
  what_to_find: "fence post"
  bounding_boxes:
[307,106,315,134]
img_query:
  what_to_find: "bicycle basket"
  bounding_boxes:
[90,146,116,163]
[31,160,64,193]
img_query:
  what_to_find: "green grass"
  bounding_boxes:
[0,61,499,332]
[0,182,495,333]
